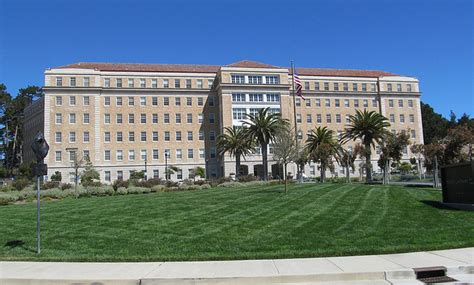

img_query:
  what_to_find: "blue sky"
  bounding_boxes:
[0,0,472,117]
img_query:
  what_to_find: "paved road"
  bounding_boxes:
[1,248,473,284]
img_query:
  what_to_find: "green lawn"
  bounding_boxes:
[0,183,473,261]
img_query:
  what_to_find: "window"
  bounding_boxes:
[153,114,158,124]
[164,113,170,123]
[398,99,404,107]
[163,79,169,88]
[164,97,169,105]
[363,99,368,107]
[104,171,111,182]
[197,79,203,88]
[128,96,134,106]
[152,97,158,106]
[117,171,123,180]
[343,83,348,91]
[175,97,181,106]
[326,114,332,123]
[315,82,320,90]
[104,132,111,142]
[198,113,203,123]
[266,93,280,102]
[232,108,246,120]
[296,114,301,123]
[387,83,392,92]
[389,114,395,123]
[352,83,357,91]
[199,148,205,158]
[104,114,111,124]
[187,113,192,123]
[187,131,193,141]
[408,99,414,107]
[83,77,90,87]
[152,79,157,88]
[69,132,76,143]
[344,99,350,107]
[83,96,90,106]
[188,149,194,159]
[316,114,322,123]
[409,114,415,123]
[295,98,301,107]
[141,131,147,142]
[176,113,181,123]
[266,75,279,84]
[324,82,329,91]
[209,131,215,141]
[69,113,76,124]
[56,96,62,106]
[334,82,339,91]
[325,99,330,107]
[210,147,216,158]
[372,99,378,107]
[400,114,405,123]
[128,113,135,124]
[315,98,321,107]
[305,82,310,90]
[335,99,340,107]
[116,113,122,124]
[140,78,146,88]
[232,93,246,102]
[69,96,76,106]
[83,131,90,142]
[346,114,351,123]
[129,150,135,160]
[117,78,122,88]
[140,97,146,106]
[248,76,262,84]
[209,96,215,106]
[411,130,416,138]
[208,79,214,88]
[249,93,263,102]
[209,113,215,124]
[354,99,359,107]
[69,150,77,162]
[407,84,412,92]
[177,169,183,179]
[199,131,204,141]
[306,114,312,123]
[128,79,134,88]
[70,77,76,87]
[55,132,62,143]
[104,150,110,161]
[104,97,110,106]
[55,151,61,162]
[306,99,311,107]
[153,131,158,141]
[198,97,204,106]
[116,150,123,161]
[153,169,158,178]
[55,113,62,124]
[389,99,394,107]
[371,83,376,92]
[336,114,341,123]
[116,96,123,106]
[187,97,192,106]
[153,149,159,160]
[164,131,170,141]
[141,150,147,160]
[104,78,110,87]
[176,149,182,159]
[129,131,135,142]
[140,114,146,124]
[397,84,402,92]
[186,79,192,88]
[116,132,123,142]
[174,79,181,88]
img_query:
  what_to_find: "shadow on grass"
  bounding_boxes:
[4,240,36,253]
[421,200,461,211]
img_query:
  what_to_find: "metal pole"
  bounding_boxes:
[165,151,168,181]
[36,175,41,254]
[144,159,147,180]
[290,61,300,182]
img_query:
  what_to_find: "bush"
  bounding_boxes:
[12,178,31,191]
[127,186,150,194]
[218,181,243,188]
[50,171,62,182]
[132,178,162,188]
[237,175,258,183]
[165,180,179,188]
[194,180,208,186]
[0,185,16,192]
[244,181,270,187]
[112,180,129,191]
[178,184,201,191]
[44,181,59,189]
[82,181,102,187]
[0,193,20,205]
[181,179,194,186]
[41,188,66,199]
[201,184,212,190]
[151,185,166,192]
[86,186,114,196]
[60,183,72,190]
[116,187,128,195]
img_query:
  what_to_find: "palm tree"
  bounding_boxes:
[341,110,390,183]
[242,108,289,181]
[305,127,340,183]
[217,126,254,178]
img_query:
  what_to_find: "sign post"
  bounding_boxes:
[31,132,49,254]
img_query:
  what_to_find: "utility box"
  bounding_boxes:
[441,161,474,204]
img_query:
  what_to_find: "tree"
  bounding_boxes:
[378,131,411,184]
[242,108,289,181]
[341,110,390,183]
[217,126,254,178]
[443,124,474,165]
[71,153,84,198]
[190,166,205,181]
[165,165,179,180]
[130,170,145,180]
[50,171,62,182]
[410,144,425,180]
[80,159,100,186]
[399,162,412,175]
[272,126,298,193]
[337,145,361,183]
[421,102,449,145]
[306,127,340,183]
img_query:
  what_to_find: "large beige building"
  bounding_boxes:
[24,60,423,182]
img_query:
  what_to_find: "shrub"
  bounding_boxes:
[0,185,16,192]
[41,188,65,199]
[178,184,201,191]
[82,181,102,187]
[194,180,208,186]
[0,193,20,205]
[116,187,128,195]
[132,178,162,188]
[151,185,166,192]
[60,183,72,190]
[44,181,59,189]
[12,178,31,191]
[200,184,212,190]
[164,186,179,192]
[244,181,270,187]
[237,175,258,183]
[181,179,194,186]
[218,181,243,188]
[50,171,62,182]
[112,179,129,191]
[86,186,114,196]
[165,180,179,188]
[127,186,150,194]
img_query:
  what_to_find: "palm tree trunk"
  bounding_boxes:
[365,144,372,183]
[320,162,325,183]
[235,153,241,178]
[261,143,268,181]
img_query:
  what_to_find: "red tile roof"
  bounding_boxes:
[56,61,398,77]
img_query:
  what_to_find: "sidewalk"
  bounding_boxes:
[0,247,472,284]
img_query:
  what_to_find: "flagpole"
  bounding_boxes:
[291,61,300,181]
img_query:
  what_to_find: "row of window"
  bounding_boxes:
[231,93,280,102]
[54,130,216,143]
[300,81,414,93]
[54,95,214,107]
[293,113,416,124]
[56,77,214,89]
[295,129,417,140]
[294,98,415,108]
[231,74,280,85]
[232,108,281,120]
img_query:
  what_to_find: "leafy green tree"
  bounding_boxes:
[217,126,254,178]
[306,127,340,183]
[130,171,145,180]
[272,126,298,193]
[443,124,474,165]
[421,102,449,145]
[337,144,361,183]
[378,131,411,184]
[50,171,62,182]
[80,159,100,186]
[342,110,390,183]
[242,108,289,181]
[398,162,412,175]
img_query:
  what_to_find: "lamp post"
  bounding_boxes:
[144,158,148,180]
[165,150,169,181]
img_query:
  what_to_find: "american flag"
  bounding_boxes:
[293,71,305,100]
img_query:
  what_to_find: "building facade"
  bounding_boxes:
[23,60,423,182]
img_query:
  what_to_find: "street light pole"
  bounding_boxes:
[165,150,168,181]
[144,158,147,180]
